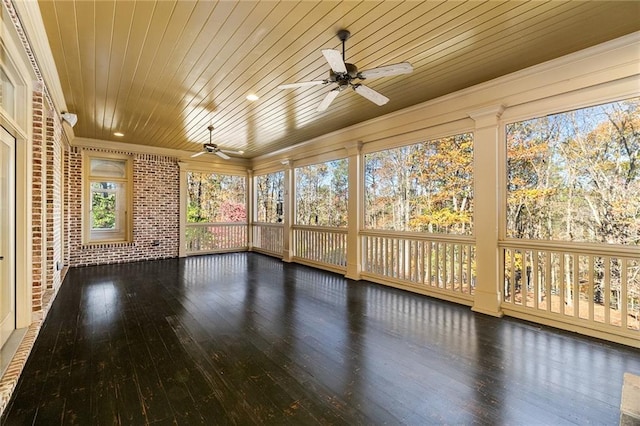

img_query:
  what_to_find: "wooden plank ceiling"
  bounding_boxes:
[36,0,640,159]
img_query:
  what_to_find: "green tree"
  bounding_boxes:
[364,133,473,235]
[91,182,117,229]
[506,97,640,245]
[91,191,116,229]
[187,172,246,223]
[256,171,284,223]
[296,159,348,227]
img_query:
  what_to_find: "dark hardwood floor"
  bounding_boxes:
[2,253,639,425]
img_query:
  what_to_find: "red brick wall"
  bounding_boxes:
[45,110,64,292]
[31,86,44,312]
[67,147,82,259]
[68,149,180,266]
[64,144,71,268]
[32,86,66,313]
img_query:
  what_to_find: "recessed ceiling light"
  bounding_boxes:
[114,132,124,137]
[246,94,259,101]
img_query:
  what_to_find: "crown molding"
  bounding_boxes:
[11,0,66,113]
[72,137,250,166]
[72,137,184,157]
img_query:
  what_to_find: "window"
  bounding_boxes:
[84,154,132,243]
[255,171,284,223]
[186,172,246,223]
[0,67,15,118]
[506,98,640,245]
[364,133,474,234]
[295,159,348,227]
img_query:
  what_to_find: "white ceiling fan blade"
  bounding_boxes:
[322,49,347,74]
[215,150,231,160]
[354,84,389,106]
[191,151,206,158]
[358,62,413,79]
[220,149,244,155]
[278,80,327,90]
[317,89,340,112]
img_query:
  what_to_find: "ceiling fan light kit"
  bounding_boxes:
[278,29,413,112]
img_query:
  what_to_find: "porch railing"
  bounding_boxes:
[292,225,347,271]
[182,220,638,345]
[252,223,283,256]
[185,222,247,255]
[361,230,475,301]
[501,240,639,339]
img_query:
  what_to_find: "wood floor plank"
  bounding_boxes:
[2,253,640,425]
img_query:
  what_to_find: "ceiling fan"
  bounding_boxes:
[278,29,413,112]
[191,125,243,160]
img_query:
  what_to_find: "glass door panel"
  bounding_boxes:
[0,126,15,348]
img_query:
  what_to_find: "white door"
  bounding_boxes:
[0,126,15,348]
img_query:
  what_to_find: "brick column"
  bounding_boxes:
[31,85,45,313]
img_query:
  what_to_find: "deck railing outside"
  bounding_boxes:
[501,240,640,337]
[183,221,639,344]
[185,222,247,254]
[361,230,476,300]
[252,223,284,256]
[293,225,347,271]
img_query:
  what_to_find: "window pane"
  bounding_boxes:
[91,181,122,230]
[0,67,15,118]
[91,181,118,190]
[187,172,246,223]
[295,159,348,227]
[255,171,284,223]
[364,133,473,235]
[506,98,640,245]
[90,158,127,178]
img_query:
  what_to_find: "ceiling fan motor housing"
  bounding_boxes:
[204,142,218,152]
[329,63,359,85]
[277,28,411,111]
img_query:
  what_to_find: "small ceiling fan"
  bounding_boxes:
[278,29,413,112]
[191,125,243,160]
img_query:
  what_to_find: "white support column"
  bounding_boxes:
[282,160,294,262]
[246,169,254,251]
[178,162,187,258]
[470,105,504,317]
[345,142,363,280]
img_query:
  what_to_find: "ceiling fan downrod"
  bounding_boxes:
[207,125,214,146]
[337,29,350,62]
